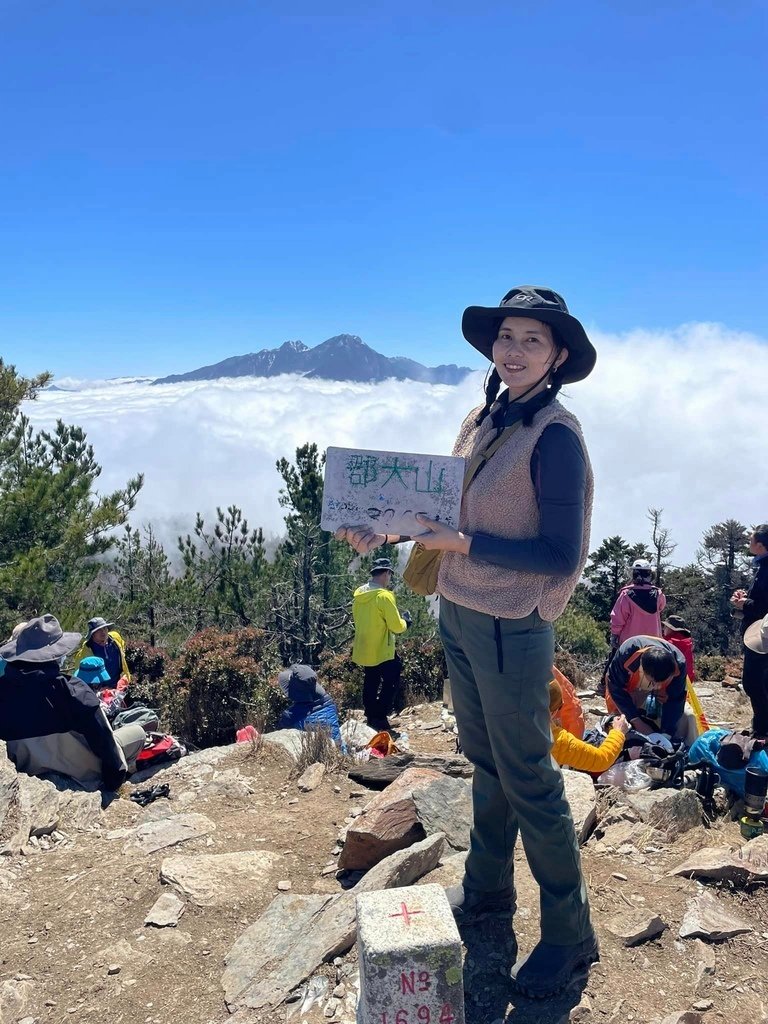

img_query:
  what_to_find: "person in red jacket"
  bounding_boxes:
[662,614,695,682]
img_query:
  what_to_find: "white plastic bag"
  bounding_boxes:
[597,758,653,792]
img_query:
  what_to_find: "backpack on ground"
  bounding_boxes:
[136,733,187,767]
[113,705,160,733]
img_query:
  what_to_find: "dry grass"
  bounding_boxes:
[292,725,350,777]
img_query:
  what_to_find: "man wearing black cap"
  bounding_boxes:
[351,558,411,729]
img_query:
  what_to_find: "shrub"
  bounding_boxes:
[555,606,609,662]
[553,649,586,691]
[398,638,447,705]
[697,654,727,681]
[164,627,284,748]
[317,649,364,714]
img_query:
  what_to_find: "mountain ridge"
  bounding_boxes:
[152,334,472,386]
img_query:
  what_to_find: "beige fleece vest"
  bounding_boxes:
[438,399,593,621]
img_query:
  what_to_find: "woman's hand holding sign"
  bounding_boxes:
[413,515,471,555]
[334,526,387,554]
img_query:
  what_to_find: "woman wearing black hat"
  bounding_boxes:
[336,286,598,998]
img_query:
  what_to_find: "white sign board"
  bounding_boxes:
[320,446,465,538]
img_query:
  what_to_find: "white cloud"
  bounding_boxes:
[24,321,767,565]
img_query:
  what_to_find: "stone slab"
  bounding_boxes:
[145,891,186,927]
[298,763,326,792]
[670,835,768,883]
[161,849,281,906]
[125,813,215,854]
[679,889,753,942]
[261,729,304,761]
[222,833,445,1012]
[356,883,465,1024]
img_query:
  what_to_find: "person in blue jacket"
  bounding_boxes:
[276,664,345,749]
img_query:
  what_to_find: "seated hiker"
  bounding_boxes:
[276,664,344,748]
[0,615,146,790]
[74,655,130,719]
[662,614,695,682]
[76,617,130,688]
[606,635,698,746]
[550,678,628,773]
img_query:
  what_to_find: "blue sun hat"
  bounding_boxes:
[74,656,111,686]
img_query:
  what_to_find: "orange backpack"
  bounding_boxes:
[551,666,585,740]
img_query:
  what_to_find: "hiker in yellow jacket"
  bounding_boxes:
[352,558,410,729]
[550,678,628,773]
[75,617,130,687]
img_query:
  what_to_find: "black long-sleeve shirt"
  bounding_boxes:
[743,555,768,631]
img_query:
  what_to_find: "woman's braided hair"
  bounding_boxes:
[475,363,564,428]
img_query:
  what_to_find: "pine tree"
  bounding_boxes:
[0,360,143,634]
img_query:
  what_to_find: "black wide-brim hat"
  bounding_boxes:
[462,285,597,385]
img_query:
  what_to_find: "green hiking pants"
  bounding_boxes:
[439,598,592,946]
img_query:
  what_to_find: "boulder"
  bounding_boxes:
[261,730,304,761]
[145,891,186,927]
[348,753,472,790]
[338,768,441,870]
[340,720,378,750]
[297,763,326,793]
[412,774,472,852]
[0,977,33,1022]
[622,788,702,835]
[223,833,445,1012]
[605,910,667,945]
[161,849,281,906]
[669,835,768,884]
[678,889,753,942]
[563,769,597,844]
[0,750,102,854]
[196,769,254,802]
[124,812,216,854]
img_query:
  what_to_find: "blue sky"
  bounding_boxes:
[1,0,766,379]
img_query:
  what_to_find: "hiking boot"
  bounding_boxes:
[511,934,600,999]
[445,884,516,924]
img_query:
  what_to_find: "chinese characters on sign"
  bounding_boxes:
[320,447,464,538]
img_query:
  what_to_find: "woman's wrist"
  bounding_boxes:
[457,532,472,555]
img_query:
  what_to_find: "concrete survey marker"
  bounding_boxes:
[321,447,464,538]
[356,883,465,1024]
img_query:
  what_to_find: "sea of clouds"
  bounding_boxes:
[24,321,766,565]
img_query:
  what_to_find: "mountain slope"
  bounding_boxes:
[152,335,471,385]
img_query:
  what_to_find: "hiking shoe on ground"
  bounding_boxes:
[445,884,516,924]
[511,935,599,999]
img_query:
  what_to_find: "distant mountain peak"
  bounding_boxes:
[152,335,473,386]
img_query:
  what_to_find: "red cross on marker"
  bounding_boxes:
[389,902,423,927]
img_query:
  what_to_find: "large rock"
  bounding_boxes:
[412,774,472,852]
[348,752,473,790]
[0,749,102,854]
[678,889,753,941]
[125,813,215,854]
[338,768,441,870]
[670,835,768,884]
[622,788,702,835]
[605,909,667,945]
[160,850,281,906]
[223,833,445,1012]
[261,729,304,761]
[563,769,597,845]
[341,720,377,750]
[195,769,254,802]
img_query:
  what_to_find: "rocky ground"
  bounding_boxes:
[1,679,767,1024]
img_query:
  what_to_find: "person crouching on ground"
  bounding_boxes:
[276,664,345,749]
[337,285,599,999]
[0,616,145,790]
[550,678,628,773]
[606,635,698,746]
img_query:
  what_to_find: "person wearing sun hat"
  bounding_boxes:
[0,615,145,790]
[336,286,599,997]
[75,616,131,687]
